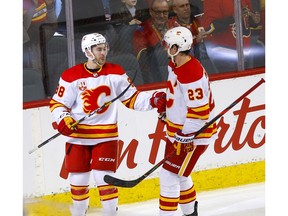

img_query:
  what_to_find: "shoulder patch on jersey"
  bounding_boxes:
[174,57,205,84]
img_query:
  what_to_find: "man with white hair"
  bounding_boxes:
[170,0,217,74]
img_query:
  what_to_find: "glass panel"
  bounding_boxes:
[23,0,265,102]
[23,0,60,101]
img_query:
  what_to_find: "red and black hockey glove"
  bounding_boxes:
[174,131,195,155]
[57,112,77,136]
[150,91,166,114]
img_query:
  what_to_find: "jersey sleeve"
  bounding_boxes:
[109,72,153,111]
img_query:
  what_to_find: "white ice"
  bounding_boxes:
[87,182,265,216]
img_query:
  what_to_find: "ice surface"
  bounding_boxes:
[86,182,265,216]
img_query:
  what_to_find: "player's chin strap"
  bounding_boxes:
[86,45,108,67]
[168,47,179,63]
[92,57,102,67]
[86,51,102,67]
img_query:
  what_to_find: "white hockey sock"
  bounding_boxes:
[93,170,119,216]
[101,199,118,216]
[70,199,89,216]
[179,176,196,215]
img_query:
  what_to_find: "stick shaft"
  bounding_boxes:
[194,78,265,137]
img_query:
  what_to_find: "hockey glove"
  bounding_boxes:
[174,131,195,155]
[150,91,166,113]
[57,112,77,136]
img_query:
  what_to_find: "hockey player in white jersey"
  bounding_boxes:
[49,33,166,216]
[159,26,218,216]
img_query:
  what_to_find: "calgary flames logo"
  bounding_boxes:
[81,86,111,114]
[231,8,251,39]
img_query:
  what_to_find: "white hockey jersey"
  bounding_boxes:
[165,56,218,145]
[50,62,153,145]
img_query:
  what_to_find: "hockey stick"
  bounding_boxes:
[104,78,265,188]
[28,70,137,155]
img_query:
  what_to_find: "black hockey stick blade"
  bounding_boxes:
[104,150,175,188]
[104,175,143,188]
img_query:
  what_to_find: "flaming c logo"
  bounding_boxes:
[81,86,111,114]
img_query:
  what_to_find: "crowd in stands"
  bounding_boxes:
[23,0,265,102]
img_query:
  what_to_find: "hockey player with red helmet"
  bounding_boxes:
[159,26,218,216]
[49,33,166,216]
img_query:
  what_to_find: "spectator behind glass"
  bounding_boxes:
[132,0,175,83]
[201,0,261,73]
[257,0,265,46]
[23,0,58,79]
[170,0,218,74]
[171,0,205,50]
[57,0,106,35]
[102,0,112,21]
[111,0,150,55]
[112,0,150,26]
[56,0,119,62]
[54,0,62,18]
[133,0,174,57]
[189,0,203,14]
[249,0,264,68]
